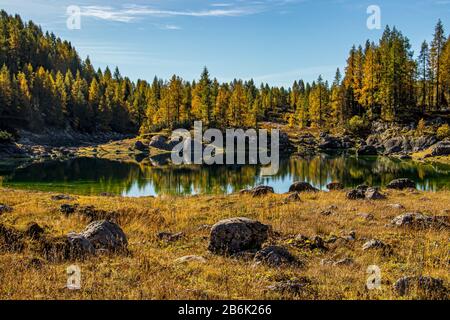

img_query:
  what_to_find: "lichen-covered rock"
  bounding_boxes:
[393,276,448,298]
[362,239,392,255]
[208,217,269,255]
[390,212,449,229]
[81,220,128,251]
[386,178,416,190]
[289,182,318,193]
[254,246,298,267]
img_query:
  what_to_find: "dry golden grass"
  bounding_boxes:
[0,187,448,300]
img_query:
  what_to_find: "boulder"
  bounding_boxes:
[248,185,275,197]
[346,187,366,200]
[357,145,378,156]
[362,239,391,254]
[390,212,448,229]
[60,204,78,215]
[319,135,342,150]
[289,182,319,193]
[326,182,344,191]
[81,220,128,251]
[431,140,450,156]
[133,140,148,152]
[66,233,96,257]
[157,231,184,242]
[386,178,416,190]
[365,187,387,200]
[284,192,301,203]
[149,135,170,150]
[393,276,447,297]
[254,246,298,267]
[208,217,269,255]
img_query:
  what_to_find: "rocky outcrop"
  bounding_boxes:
[393,276,447,298]
[289,182,318,193]
[430,140,450,156]
[208,217,269,255]
[386,178,416,190]
[81,220,128,252]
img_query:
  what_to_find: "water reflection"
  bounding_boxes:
[0,154,449,197]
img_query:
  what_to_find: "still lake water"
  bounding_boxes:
[0,155,449,197]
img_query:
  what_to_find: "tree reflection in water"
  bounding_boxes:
[1,154,449,196]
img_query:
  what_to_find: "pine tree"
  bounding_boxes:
[430,20,446,109]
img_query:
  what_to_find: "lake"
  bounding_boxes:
[0,154,449,197]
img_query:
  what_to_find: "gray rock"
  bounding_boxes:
[431,140,450,156]
[66,232,96,257]
[358,213,375,221]
[362,239,390,252]
[346,189,366,200]
[289,182,319,193]
[393,276,447,297]
[386,178,416,190]
[81,220,128,251]
[174,255,206,264]
[60,204,78,215]
[157,231,184,242]
[208,217,269,254]
[284,192,301,203]
[248,185,275,197]
[411,136,437,152]
[254,245,298,267]
[134,140,148,152]
[365,187,387,200]
[391,212,449,229]
[149,135,170,150]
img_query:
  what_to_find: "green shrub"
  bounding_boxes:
[347,116,369,135]
[437,124,450,140]
[0,130,13,143]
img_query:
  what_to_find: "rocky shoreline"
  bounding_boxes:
[1,119,450,167]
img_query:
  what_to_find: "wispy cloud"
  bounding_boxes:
[77,1,305,23]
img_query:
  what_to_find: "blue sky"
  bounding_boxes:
[0,0,449,86]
